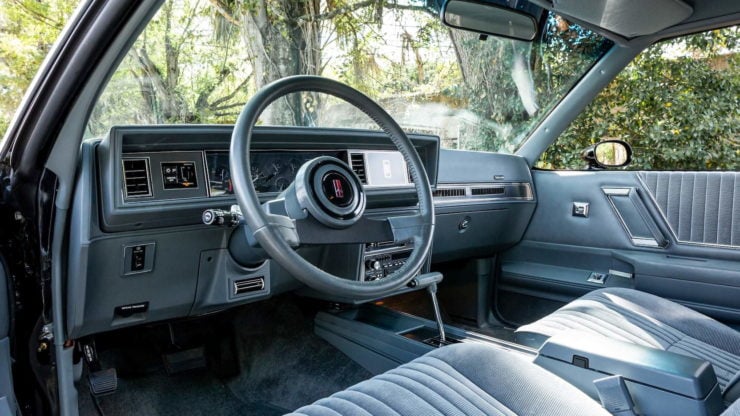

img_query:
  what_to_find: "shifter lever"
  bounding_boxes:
[202,205,243,227]
[427,282,446,344]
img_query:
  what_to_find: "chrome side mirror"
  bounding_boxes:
[582,140,633,169]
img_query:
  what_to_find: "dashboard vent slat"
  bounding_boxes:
[233,277,265,296]
[433,187,466,198]
[349,153,368,184]
[471,186,505,196]
[122,159,152,198]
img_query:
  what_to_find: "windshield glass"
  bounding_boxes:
[86,1,612,153]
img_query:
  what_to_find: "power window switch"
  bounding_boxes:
[573,202,590,217]
[587,272,607,285]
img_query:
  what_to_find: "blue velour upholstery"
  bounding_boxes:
[287,342,609,416]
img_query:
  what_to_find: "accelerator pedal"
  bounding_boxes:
[88,368,118,396]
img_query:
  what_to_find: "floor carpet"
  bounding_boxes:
[78,295,371,416]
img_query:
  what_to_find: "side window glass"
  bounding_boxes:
[537,25,739,171]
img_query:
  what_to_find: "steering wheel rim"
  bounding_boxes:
[230,75,434,298]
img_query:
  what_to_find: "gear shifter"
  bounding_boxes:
[427,282,446,344]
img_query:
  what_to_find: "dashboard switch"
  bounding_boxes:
[131,245,146,271]
[123,242,155,275]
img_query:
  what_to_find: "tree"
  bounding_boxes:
[87,0,254,136]
[538,26,739,171]
[0,0,77,137]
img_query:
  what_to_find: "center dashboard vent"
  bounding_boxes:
[122,158,152,198]
[471,186,505,196]
[433,183,533,202]
[433,187,466,198]
[349,153,368,184]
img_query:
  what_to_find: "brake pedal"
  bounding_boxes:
[82,341,118,396]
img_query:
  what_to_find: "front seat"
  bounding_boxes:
[515,288,740,401]
[287,342,610,415]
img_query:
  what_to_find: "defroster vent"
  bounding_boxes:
[122,158,152,198]
[349,153,368,184]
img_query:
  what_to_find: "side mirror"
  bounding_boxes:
[440,0,538,41]
[582,140,633,169]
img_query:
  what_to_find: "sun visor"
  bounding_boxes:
[532,0,693,38]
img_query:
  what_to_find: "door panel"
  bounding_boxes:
[638,171,740,248]
[498,170,740,325]
[0,257,16,415]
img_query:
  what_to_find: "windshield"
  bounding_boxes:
[86,1,612,153]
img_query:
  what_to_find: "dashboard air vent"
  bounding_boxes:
[122,158,152,198]
[433,187,466,198]
[233,277,265,296]
[471,186,505,196]
[349,153,367,184]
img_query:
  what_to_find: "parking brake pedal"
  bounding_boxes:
[82,341,117,396]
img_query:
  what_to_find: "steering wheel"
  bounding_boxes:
[230,76,434,298]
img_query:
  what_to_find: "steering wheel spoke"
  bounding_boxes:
[388,214,431,244]
[263,213,301,248]
[294,215,394,245]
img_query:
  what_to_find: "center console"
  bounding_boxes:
[534,331,725,416]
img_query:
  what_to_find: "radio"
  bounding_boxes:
[362,241,413,281]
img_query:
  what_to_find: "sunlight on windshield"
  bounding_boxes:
[87,0,611,153]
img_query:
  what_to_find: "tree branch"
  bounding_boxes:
[207,0,241,26]
[173,0,203,56]
[297,0,374,22]
[210,74,252,107]
[9,0,62,29]
[298,0,435,22]
[212,102,246,112]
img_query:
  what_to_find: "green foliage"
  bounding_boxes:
[87,0,251,137]
[538,26,739,171]
[0,0,77,138]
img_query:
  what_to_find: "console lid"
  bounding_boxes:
[535,331,725,416]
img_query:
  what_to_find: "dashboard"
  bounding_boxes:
[98,125,436,231]
[67,125,536,338]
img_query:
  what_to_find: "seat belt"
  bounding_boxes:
[594,375,639,416]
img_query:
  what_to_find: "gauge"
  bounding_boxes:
[274,177,290,192]
[271,162,282,175]
[250,166,263,183]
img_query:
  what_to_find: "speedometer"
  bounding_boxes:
[205,150,347,195]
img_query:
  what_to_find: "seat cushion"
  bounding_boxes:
[515,288,740,392]
[287,342,608,416]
